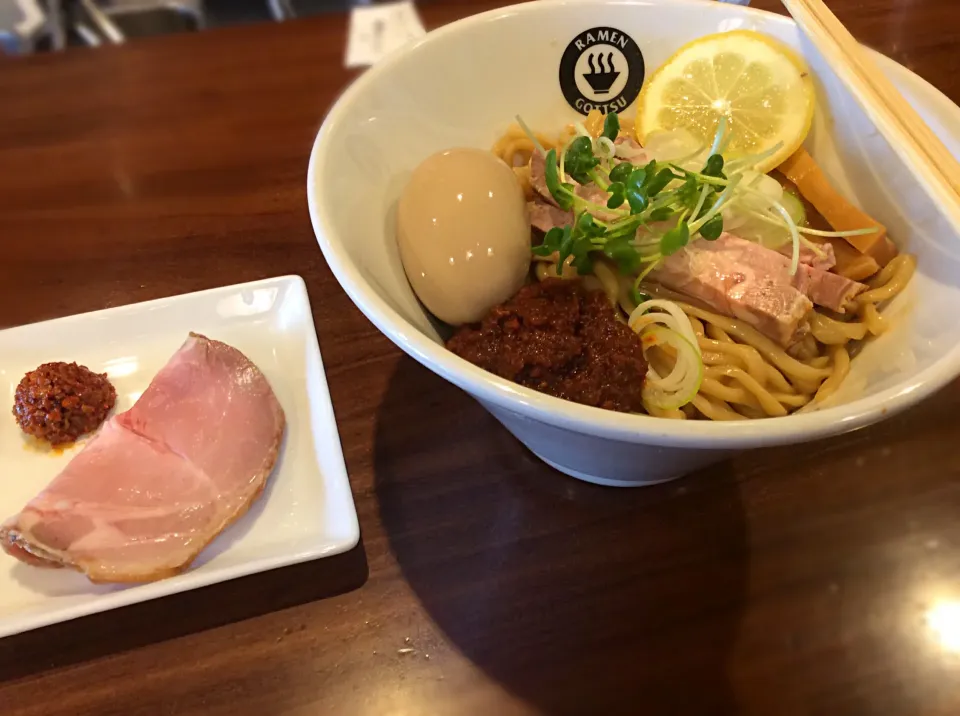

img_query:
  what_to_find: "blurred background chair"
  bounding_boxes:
[0,0,47,54]
[66,0,289,43]
[100,0,207,31]
[70,0,205,44]
[1,0,363,54]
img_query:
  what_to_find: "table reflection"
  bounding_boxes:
[927,600,960,653]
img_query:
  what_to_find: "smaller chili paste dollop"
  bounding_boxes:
[13,362,117,446]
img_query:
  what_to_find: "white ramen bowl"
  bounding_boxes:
[309,0,960,486]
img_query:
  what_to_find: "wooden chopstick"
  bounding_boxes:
[780,0,960,221]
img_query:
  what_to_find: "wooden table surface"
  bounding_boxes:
[3,1,960,714]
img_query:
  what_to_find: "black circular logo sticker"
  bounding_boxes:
[559,27,645,116]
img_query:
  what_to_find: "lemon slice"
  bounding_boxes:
[636,30,815,172]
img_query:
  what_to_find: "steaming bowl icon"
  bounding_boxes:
[583,51,620,94]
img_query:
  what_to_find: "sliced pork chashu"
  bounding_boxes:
[649,233,867,346]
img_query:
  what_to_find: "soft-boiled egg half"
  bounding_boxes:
[397,148,530,325]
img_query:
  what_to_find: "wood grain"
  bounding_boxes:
[3,2,960,714]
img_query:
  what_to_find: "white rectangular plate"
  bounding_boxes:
[0,276,359,638]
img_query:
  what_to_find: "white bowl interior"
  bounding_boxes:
[311,0,960,434]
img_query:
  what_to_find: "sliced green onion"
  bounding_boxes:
[737,204,876,239]
[635,255,664,283]
[688,174,742,234]
[595,136,616,160]
[558,134,577,182]
[691,184,711,223]
[771,201,801,275]
[667,168,728,187]
[709,116,729,157]
[515,114,546,157]
[797,226,879,238]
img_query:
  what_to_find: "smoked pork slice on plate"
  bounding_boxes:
[0,333,286,584]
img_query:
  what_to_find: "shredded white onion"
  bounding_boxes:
[615,142,647,160]
[638,327,704,410]
[629,299,701,350]
[628,300,704,409]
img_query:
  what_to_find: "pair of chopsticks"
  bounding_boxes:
[781,0,960,229]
